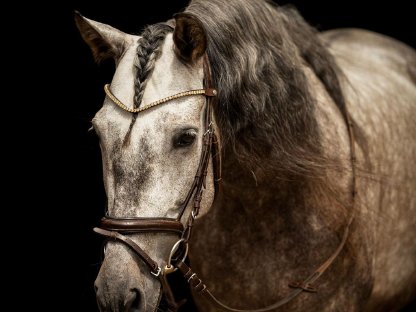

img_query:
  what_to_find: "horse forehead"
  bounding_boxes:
[95,34,205,135]
[141,34,204,103]
[109,33,204,107]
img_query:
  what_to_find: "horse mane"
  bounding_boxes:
[129,0,353,179]
[129,0,356,185]
[185,0,349,178]
[183,0,359,250]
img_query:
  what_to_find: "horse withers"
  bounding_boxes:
[76,0,416,311]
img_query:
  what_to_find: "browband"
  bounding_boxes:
[104,84,217,113]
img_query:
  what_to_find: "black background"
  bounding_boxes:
[43,0,415,311]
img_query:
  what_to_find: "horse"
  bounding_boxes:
[75,0,416,311]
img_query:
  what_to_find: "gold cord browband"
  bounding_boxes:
[104,84,217,113]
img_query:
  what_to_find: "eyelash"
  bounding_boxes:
[174,130,197,148]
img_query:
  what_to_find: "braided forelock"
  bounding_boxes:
[134,23,173,108]
[123,23,172,147]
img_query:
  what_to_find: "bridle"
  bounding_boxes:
[94,53,357,312]
[95,53,220,310]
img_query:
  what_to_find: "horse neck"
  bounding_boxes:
[215,62,353,228]
[189,58,364,311]
[190,148,351,307]
[191,61,354,279]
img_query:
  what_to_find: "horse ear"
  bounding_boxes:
[173,13,207,63]
[74,11,130,63]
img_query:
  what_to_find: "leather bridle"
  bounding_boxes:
[94,53,357,312]
[95,54,221,310]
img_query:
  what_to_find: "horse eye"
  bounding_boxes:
[173,129,197,148]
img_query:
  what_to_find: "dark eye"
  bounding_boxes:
[173,129,197,148]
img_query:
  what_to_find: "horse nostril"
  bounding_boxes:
[124,288,141,312]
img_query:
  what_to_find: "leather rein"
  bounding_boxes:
[94,53,357,312]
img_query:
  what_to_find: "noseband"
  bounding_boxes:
[94,53,357,312]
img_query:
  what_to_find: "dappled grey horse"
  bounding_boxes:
[76,0,416,311]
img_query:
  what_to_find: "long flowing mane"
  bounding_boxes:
[185,0,349,177]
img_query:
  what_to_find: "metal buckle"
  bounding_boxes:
[203,121,213,136]
[163,264,176,275]
[288,281,317,293]
[151,266,162,277]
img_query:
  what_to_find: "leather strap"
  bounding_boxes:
[94,227,184,311]
[100,217,184,234]
[179,54,217,243]
[174,210,353,312]
[212,132,222,196]
[93,227,161,275]
[159,274,186,312]
[177,53,218,224]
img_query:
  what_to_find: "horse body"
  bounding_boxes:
[325,29,416,309]
[76,1,416,311]
[189,28,416,312]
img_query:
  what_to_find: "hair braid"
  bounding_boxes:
[134,24,173,108]
[123,23,172,147]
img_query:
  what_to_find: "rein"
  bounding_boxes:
[94,53,357,312]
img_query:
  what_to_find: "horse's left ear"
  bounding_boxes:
[173,13,207,63]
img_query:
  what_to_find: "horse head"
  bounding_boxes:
[76,12,218,311]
